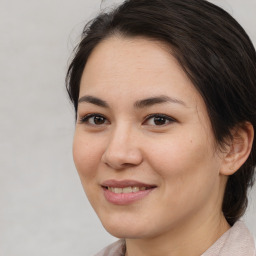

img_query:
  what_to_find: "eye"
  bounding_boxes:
[79,114,109,126]
[143,114,176,126]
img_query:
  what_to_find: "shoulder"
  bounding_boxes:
[93,240,125,256]
[202,221,256,256]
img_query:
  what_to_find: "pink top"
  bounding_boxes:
[94,221,255,256]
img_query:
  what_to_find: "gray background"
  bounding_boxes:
[0,0,255,255]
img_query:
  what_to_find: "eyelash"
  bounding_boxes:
[143,114,176,126]
[78,113,176,126]
[79,113,108,126]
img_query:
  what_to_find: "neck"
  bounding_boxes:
[125,213,230,256]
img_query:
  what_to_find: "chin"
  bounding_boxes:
[101,218,150,239]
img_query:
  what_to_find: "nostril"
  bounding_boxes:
[121,162,138,168]
[101,146,143,169]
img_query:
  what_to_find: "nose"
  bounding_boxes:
[101,125,143,169]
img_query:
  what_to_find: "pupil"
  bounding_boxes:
[154,116,166,125]
[94,116,105,125]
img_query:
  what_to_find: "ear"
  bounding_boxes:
[220,122,254,176]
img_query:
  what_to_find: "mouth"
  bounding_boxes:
[103,186,152,194]
[101,180,157,205]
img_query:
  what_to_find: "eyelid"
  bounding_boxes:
[78,113,110,125]
[143,113,177,126]
[78,112,176,127]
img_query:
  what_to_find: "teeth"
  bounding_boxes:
[107,186,147,194]
[114,188,122,193]
[123,187,132,193]
[132,186,139,192]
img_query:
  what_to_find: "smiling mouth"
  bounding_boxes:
[104,186,149,194]
[101,180,157,204]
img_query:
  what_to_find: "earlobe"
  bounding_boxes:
[220,122,254,176]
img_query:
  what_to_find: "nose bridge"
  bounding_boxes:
[102,121,142,169]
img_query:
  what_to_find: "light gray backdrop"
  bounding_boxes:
[0,0,255,255]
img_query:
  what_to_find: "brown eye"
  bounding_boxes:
[144,114,176,126]
[79,114,109,126]
[153,116,168,125]
[93,116,106,125]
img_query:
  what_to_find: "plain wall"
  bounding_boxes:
[0,0,255,255]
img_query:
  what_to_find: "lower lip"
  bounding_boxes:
[102,187,155,205]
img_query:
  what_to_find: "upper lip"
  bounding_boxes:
[101,179,157,188]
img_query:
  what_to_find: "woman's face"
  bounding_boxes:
[73,37,227,239]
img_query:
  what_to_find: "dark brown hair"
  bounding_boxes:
[66,0,256,225]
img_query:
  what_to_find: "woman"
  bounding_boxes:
[66,0,256,255]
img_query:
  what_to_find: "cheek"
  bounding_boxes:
[72,132,103,180]
[148,133,220,203]
[72,132,107,208]
[149,133,209,173]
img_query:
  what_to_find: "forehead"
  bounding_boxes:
[80,36,202,108]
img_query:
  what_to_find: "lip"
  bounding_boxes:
[101,179,156,188]
[101,179,157,205]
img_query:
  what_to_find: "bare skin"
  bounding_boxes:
[73,36,253,256]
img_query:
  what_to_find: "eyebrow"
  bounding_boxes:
[78,95,109,108]
[78,95,186,108]
[134,95,186,108]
